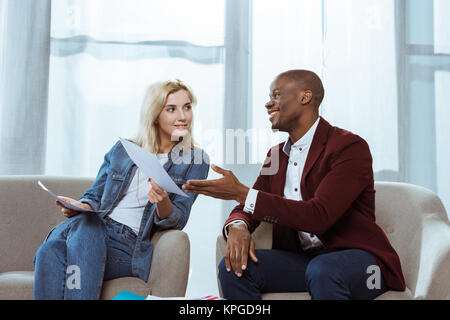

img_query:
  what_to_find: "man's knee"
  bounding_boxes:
[305,254,344,287]
[218,257,230,282]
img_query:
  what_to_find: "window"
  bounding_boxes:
[47,0,227,297]
[47,0,225,177]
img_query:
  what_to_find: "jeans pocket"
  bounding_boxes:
[121,230,137,249]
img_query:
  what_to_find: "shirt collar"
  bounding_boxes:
[282,117,320,156]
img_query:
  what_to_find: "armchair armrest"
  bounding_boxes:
[147,229,190,297]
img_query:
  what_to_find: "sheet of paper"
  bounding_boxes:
[119,138,188,197]
[145,294,224,300]
[145,295,186,300]
[38,181,96,213]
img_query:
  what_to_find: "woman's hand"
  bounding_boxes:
[147,179,169,204]
[147,179,173,219]
[56,196,93,219]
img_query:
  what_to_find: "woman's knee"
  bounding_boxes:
[34,240,66,265]
[68,213,106,235]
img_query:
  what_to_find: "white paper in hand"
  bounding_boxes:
[119,138,188,197]
[38,181,96,213]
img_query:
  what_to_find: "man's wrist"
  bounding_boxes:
[236,185,250,204]
[228,221,248,233]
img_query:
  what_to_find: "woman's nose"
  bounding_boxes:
[177,109,187,120]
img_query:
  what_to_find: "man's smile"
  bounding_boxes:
[268,108,280,121]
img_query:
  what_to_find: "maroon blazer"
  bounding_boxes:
[224,117,406,291]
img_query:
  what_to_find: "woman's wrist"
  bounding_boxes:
[155,196,173,220]
[81,202,93,211]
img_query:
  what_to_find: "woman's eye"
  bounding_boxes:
[184,105,192,110]
[167,107,175,112]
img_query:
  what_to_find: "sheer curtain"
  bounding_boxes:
[0,0,51,174]
[251,0,450,217]
[1,0,449,297]
[47,0,225,297]
[47,0,225,177]
[253,0,398,177]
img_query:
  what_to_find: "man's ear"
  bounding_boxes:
[300,90,313,105]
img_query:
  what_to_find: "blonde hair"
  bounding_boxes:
[132,79,197,153]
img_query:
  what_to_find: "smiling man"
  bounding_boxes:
[182,70,406,300]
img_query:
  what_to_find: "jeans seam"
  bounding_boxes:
[61,248,68,299]
[97,233,108,300]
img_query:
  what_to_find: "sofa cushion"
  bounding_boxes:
[0,271,34,300]
[0,271,153,300]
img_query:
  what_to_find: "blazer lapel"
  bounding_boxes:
[300,117,330,198]
[275,148,289,196]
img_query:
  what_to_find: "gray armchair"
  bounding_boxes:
[216,182,450,300]
[0,176,190,300]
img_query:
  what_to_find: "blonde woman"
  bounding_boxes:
[33,79,210,300]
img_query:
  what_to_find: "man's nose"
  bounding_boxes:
[265,100,275,109]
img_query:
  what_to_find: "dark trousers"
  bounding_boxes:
[218,248,388,300]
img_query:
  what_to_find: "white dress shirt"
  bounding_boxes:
[226,118,323,251]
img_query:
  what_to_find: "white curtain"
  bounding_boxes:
[253,0,398,177]
[251,0,450,216]
[47,0,226,178]
[1,0,449,297]
[47,0,226,298]
[0,0,51,174]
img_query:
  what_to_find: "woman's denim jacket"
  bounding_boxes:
[78,140,210,282]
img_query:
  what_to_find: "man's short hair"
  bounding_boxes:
[279,70,325,108]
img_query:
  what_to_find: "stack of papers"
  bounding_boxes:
[112,290,147,300]
[112,291,224,300]
[146,294,224,300]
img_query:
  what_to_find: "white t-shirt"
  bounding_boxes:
[108,153,169,234]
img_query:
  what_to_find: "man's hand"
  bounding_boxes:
[226,223,258,277]
[182,164,250,204]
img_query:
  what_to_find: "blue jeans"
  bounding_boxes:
[33,213,138,300]
[218,248,388,300]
